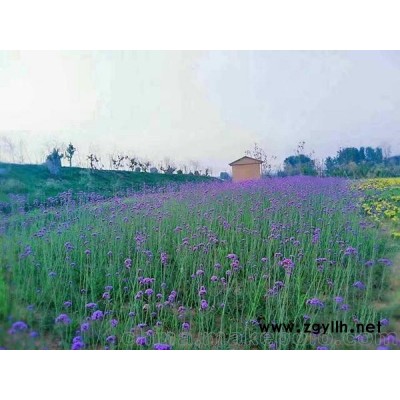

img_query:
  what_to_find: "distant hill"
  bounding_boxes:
[0,162,218,206]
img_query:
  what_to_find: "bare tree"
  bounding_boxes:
[314,158,325,177]
[382,143,392,160]
[189,159,200,174]
[139,160,151,173]
[65,143,77,167]
[204,166,213,176]
[0,136,16,162]
[111,154,127,170]
[17,139,28,163]
[294,141,306,156]
[128,157,139,171]
[87,154,103,171]
[160,157,177,174]
[245,142,276,176]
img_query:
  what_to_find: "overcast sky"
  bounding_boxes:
[0,50,399,173]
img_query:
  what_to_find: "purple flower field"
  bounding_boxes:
[0,176,396,349]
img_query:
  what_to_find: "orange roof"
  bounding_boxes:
[229,156,263,166]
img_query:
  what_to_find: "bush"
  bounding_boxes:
[219,172,230,180]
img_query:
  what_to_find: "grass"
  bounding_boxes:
[0,162,217,206]
[0,176,396,350]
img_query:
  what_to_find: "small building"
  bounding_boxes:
[229,156,263,182]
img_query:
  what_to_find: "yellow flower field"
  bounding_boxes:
[358,178,400,234]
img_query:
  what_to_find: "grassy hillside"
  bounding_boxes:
[0,162,218,205]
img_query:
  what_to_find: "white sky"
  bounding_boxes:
[1,50,400,173]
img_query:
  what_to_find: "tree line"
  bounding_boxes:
[43,143,213,177]
[2,136,399,179]
[244,142,400,179]
[278,144,400,178]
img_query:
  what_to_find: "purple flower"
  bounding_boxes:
[377,258,392,267]
[340,304,350,311]
[196,269,204,276]
[182,322,190,331]
[84,249,91,255]
[71,340,84,350]
[29,331,39,338]
[380,318,389,326]
[85,302,97,309]
[226,253,237,260]
[316,346,329,350]
[106,335,117,344]
[214,263,221,269]
[20,245,33,259]
[146,329,154,336]
[198,286,207,296]
[267,281,285,297]
[168,291,177,303]
[144,288,154,296]
[230,259,240,270]
[261,257,268,263]
[140,277,155,286]
[344,246,357,256]
[200,299,208,310]
[160,252,168,266]
[365,260,374,267]
[128,311,136,318]
[91,310,104,321]
[11,321,28,332]
[312,229,320,244]
[124,258,132,269]
[55,314,71,325]
[306,298,324,308]
[178,306,186,315]
[136,336,147,346]
[102,292,111,300]
[334,296,343,303]
[153,343,172,350]
[64,242,74,251]
[110,319,118,328]
[63,300,72,308]
[48,271,57,277]
[279,258,295,275]
[352,281,366,290]
[210,275,219,282]
[80,322,90,332]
